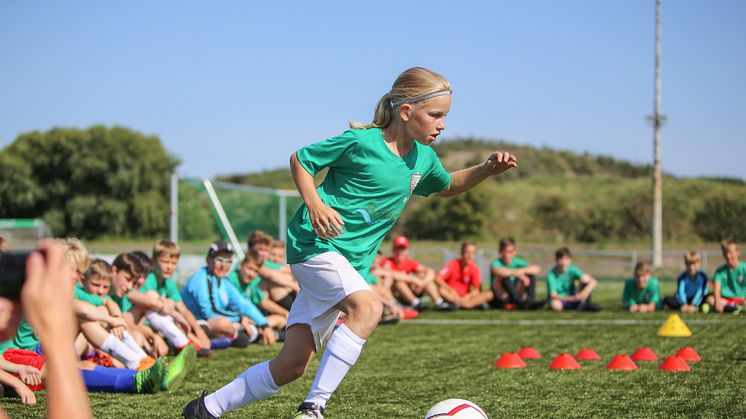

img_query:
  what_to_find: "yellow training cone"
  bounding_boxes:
[657,313,692,337]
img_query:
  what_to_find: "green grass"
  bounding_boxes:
[3,284,745,418]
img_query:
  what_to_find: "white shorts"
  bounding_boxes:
[288,251,371,350]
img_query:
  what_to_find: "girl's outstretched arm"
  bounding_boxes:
[290,152,344,239]
[440,151,517,197]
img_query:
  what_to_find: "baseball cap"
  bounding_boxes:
[208,240,234,257]
[393,235,409,249]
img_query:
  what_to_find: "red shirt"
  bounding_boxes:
[438,259,482,297]
[381,257,420,274]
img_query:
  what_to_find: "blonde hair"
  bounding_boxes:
[684,250,700,265]
[721,238,738,253]
[85,259,113,282]
[63,238,90,274]
[153,239,180,259]
[350,67,452,130]
[271,239,285,249]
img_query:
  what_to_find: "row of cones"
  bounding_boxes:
[495,346,700,371]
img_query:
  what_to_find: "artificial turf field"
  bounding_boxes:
[3,281,745,418]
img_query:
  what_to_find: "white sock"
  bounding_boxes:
[101,334,143,369]
[122,331,148,359]
[411,298,421,306]
[204,360,280,417]
[145,311,190,348]
[434,299,444,305]
[305,323,365,407]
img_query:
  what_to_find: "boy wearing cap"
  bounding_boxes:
[381,235,450,310]
[623,262,661,312]
[181,241,277,346]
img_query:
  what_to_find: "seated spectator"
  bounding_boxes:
[705,239,746,313]
[269,239,287,265]
[663,251,708,313]
[181,241,276,347]
[381,235,451,311]
[247,231,298,310]
[0,236,7,253]
[229,250,288,332]
[547,247,601,312]
[435,242,493,309]
[623,262,661,312]
[491,237,544,310]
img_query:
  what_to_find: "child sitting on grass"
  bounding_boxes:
[623,262,661,313]
[705,239,746,313]
[546,247,601,312]
[663,251,708,313]
[229,250,288,333]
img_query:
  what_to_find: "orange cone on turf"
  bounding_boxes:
[659,356,691,371]
[676,347,701,362]
[494,352,527,369]
[549,353,581,370]
[517,347,542,359]
[606,354,638,370]
[631,347,658,361]
[575,349,601,361]
[657,313,692,337]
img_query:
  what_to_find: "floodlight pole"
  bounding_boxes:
[651,0,664,267]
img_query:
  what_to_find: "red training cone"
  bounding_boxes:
[495,352,527,369]
[517,347,542,359]
[575,349,601,361]
[549,353,581,370]
[659,356,691,372]
[606,354,638,370]
[676,347,701,362]
[631,347,658,361]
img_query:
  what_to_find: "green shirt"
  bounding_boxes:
[140,272,183,303]
[713,261,746,298]
[491,257,528,285]
[227,274,265,306]
[0,319,39,354]
[287,128,451,280]
[547,264,584,297]
[110,293,132,313]
[622,277,661,307]
[74,283,105,307]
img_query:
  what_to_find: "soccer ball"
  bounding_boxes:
[424,399,488,419]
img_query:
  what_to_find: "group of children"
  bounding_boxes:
[0,231,297,405]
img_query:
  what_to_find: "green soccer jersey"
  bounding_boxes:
[110,293,132,313]
[227,273,265,306]
[547,264,584,297]
[490,257,528,285]
[622,277,661,307]
[287,128,451,279]
[140,272,183,303]
[713,261,746,298]
[0,319,39,354]
[74,283,105,307]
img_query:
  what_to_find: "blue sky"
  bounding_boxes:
[1,0,744,179]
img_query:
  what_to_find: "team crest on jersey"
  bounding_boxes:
[410,173,423,194]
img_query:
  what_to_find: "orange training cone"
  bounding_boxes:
[606,354,638,370]
[575,349,601,361]
[659,356,691,372]
[676,347,701,362]
[495,352,527,369]
[549,353,581,370]
[631,347,659,361]
[517,347,542,359]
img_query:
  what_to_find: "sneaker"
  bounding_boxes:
[435,301,457,311]
[135,356,157,371]
[293,402,325,419]
[182,390,217,419]
[197,348,214,358]
[230,329,252,348]
[162,344,197,391]
[134,356,166,394]
[581,302,602,312]
[276,330,287,342]
[723,304,738,313]
[412,301,428,311]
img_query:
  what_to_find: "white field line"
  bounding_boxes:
[402,318,742,326]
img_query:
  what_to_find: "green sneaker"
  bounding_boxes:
[134,356,166,394]
[162,343,197,391]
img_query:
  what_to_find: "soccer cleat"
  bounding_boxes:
[197,348,214,358]
[435,301,457,311]
[412,301,428,311]
[293,402,325,419]
[581,302,603,312]
[182,390,218,419]
[134,356,166,394]
[162,344,197,391]
[135,355,157,371]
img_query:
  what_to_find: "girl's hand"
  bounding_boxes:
[485,151,518,176]
[308,202,344,239]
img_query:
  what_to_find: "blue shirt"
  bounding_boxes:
[181,267,268,327]
[676,269,708,306]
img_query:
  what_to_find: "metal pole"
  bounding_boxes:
[170,173,178,243]
[202,179,246,261]
[652,0,664,267]
[278,192,287,242]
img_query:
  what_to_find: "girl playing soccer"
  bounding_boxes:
[183,67,517,418]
